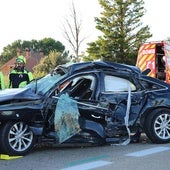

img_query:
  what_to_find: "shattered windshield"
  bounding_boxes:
[27,73,67,95]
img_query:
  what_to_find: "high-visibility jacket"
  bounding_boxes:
[9,69,33,88]
[0,71,5,90]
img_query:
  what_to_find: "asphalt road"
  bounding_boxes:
[1,134,170,170]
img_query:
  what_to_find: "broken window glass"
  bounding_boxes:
[54,94,81,143]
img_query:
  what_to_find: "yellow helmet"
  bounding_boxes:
[17,55,26,64]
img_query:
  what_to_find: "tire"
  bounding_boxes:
[0,121,36,156]
[144,108,170,144]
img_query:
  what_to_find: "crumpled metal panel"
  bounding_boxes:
[0,88,40,102]
[54,94,81,143]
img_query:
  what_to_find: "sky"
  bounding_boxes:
[0,0,170,54]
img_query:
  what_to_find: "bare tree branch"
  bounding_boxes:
[62,1,86,60]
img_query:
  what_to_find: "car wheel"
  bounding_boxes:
[0,121,36,156]
[144,108,170,144]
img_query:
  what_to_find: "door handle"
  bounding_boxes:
[91,114,101,119]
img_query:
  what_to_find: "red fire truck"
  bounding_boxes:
[136,40,170,84]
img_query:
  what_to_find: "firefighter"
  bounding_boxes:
[9,58,33,88]
[0,71,5,90]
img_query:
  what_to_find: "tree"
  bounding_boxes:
[87,0,152,64]
[38,38,65,55]
[33,50,69,78]
[0,40,23,65]
[62,1,85,61]
[0,38,65,66]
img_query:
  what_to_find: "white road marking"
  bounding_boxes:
[126,146,170,157]
[61,160,112,170]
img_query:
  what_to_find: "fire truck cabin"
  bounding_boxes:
[136,41,170,84]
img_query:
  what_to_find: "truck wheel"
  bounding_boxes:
[0,121,36,156]
[144,108,170,144]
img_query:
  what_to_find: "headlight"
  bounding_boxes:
[0,111,14,115]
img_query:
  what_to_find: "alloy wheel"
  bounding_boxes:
[8,122,34,152]
[154,113,170,139]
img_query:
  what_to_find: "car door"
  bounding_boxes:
[44,73,108,142]
[98,73,147,125]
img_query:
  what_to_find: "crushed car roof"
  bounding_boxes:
[56,61,142,76]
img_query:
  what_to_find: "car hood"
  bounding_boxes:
[0,88,41,102]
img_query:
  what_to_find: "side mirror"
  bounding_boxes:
[142,68,151,75]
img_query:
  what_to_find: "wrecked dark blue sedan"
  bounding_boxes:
[0,61,170,156]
